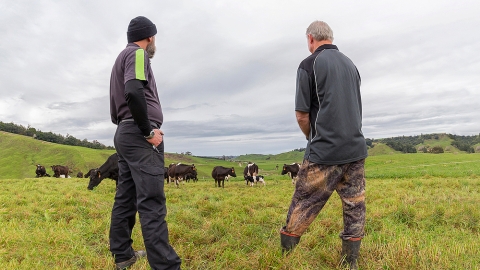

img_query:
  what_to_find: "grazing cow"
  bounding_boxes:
[51,165,70,178]
[184,171,198,182]
[245,175,266,186]
[84,168,96,178]
[87,153,119,190]
[282,163,301,185]
[243,163,259,178]
[212,166,237,188]
[171,164,196,187]
[35,164,50,177]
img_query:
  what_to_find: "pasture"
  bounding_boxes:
[1,154,479,269]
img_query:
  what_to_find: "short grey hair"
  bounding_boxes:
[306,21,334,42]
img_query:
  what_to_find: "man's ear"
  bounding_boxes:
[307,34,314,44]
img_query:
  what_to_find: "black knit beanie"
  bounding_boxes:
[127,16,157,43]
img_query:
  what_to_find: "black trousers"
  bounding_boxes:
[110,122,181,270]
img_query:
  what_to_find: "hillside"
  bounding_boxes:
[0,132,240,179]
[0,131,116,179]
[374,133,480,153]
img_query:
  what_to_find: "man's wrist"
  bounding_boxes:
[144,130,155,139]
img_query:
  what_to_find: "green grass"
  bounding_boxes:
[0,176,478,269]
[365,153,480,178]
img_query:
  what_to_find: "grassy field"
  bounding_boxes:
[0,175,478,269]
[1,131,480,269]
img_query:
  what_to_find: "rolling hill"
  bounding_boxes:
[0,132,248,179]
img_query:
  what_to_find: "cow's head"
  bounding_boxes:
[87,169,103,190]
[281,164,288,175]
[230,168,237,177]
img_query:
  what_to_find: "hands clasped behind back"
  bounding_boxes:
[146,129,164,147]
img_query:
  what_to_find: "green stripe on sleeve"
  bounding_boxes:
[135,49,146,80]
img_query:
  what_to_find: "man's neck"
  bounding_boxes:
[310,40,333,53]
[134,40,148,50]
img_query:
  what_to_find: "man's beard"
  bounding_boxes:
[146,41,156,59]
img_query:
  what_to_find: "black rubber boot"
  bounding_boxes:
[341,239,361,270]
[280,226,301,255]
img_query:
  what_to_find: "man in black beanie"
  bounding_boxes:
[109,16,182,270]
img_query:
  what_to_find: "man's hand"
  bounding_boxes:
[146,129,164,147]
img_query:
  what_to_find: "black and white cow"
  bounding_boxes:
[282,163,301,185]
[243,163,258,177]
[212,166,237,188]
[243,163,259,185]
[245,175,266,186]
[170,164,196,187]
[35,164,50,177]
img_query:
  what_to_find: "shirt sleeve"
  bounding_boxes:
[124,48,148,84]
[295,67,311,112]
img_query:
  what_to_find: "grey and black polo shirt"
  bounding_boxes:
[295,44,367,165]
[110,43,163,126]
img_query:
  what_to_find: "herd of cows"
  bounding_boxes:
[34,153,302,190]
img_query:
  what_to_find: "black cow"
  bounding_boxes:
[171,164,196,187]
[76,172,84,178]
[184,171,198,183]
[35,164,50,177]
[282,163,301,185]
[245,175,266,186]
[84,168,96,178]
[212,166,237,188]
[87,153,119,190]
[51,165,70,178]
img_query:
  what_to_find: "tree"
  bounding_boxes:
[430,146,444,154]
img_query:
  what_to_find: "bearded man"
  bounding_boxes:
[109,16,181,270]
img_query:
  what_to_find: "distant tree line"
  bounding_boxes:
[0,121,114,150]
[372,133,480,154]
[376,135,424,153]
[448,134,480,153]
[292,147,306,152]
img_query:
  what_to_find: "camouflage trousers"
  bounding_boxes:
[284,159,366,240]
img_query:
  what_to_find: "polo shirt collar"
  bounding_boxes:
[314,44,338,53]
[126,43,140,48]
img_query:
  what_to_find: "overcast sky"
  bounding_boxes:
[1,0,479,156]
